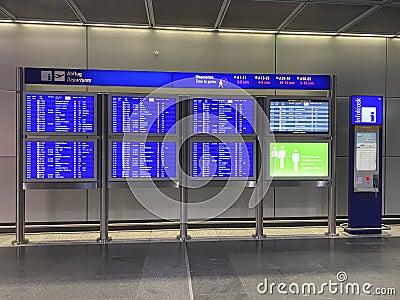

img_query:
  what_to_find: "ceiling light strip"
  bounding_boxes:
[277,1,308,32]
[218,28,276,34]
[144,0,155,27]
[14,20,84,26]
[88,23,150,29]
[65,0,87,24]
[0,4,16,21]
[0,20,398,39]
[154,26,215,32]
[214,0,231,30]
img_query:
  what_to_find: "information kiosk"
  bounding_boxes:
[345,95,388,234]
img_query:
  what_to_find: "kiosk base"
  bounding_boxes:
[344,224,390,235]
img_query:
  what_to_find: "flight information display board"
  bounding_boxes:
[269,142,329,178]
[269,99,329,134]
[25,94,95,134]
[25,141,95,180]
[192,142,254,178]
[111,142,176,179]
[192,98,254,134]
[111,96,176,134]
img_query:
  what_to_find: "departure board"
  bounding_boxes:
[192,98,254,134]
[111,96,176,134]
[25,141,95,180]
[111,142,176,179]
[192,142,253,178]
[25,94,95,133]
[269,99,329,134]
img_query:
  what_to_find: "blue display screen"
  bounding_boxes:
[192,98,254,134]
[25,94,95,133]
[269,99,329,133]
[25,141,95,180]
[173,73,330,90]
[192,142,253,177]
[25,68,331,90]
[111,142,176,179]
[351,95,383,125]
[111,96,176,134]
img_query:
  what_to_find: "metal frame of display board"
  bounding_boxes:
[13,67,337,245]
[253,76,337,239]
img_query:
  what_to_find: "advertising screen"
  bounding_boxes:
[192,142,254,178]
[269,99,329,134]
[111,96,176,134]
[111,141,176,179]
[192,98,254,134]
[25,141,95,180]
[25,94,95,134]
[269,142,329,178]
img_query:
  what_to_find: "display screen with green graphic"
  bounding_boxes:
[269,142,329,178]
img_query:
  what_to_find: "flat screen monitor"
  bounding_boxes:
[25,94,96,134]
[192,97,254,134]
[356,132,377,171]
[269,99,329,134]
[111,141,176,179]
[192,142,254,178]
[269,142,329,179]
[25,141,96,181]
[111,96,176,134]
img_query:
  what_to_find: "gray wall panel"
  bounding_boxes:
[336,157,348,216]
[88,28,275,73]
[108,188,178,221]
[385,98,400,157]
[276,35,386,97]
[25,190,87,222]
[263,188,275,218]
[384,157,400,215]
[0,24,86,91]
[0,157,16,222]
[387,39,400,97]
[0,91,16,156]
[336,97,349,157]
[274,187,325,217]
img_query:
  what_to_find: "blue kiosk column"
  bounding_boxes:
[346,95,383,234]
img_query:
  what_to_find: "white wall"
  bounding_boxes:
[0,24,399,224]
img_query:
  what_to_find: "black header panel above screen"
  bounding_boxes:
[267,97,330,135]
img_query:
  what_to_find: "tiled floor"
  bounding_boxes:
[0,237,399,299]
[1,224,400,247]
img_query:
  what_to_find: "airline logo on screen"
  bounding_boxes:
[352,96,383,125]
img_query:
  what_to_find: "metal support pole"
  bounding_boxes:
[327,76,338,237]
[254,97,266,239]
[178,96,190,241]
[98,94,111,243]
[254,198,265,239]
[178,186,190,241]
[13,67,28,245]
